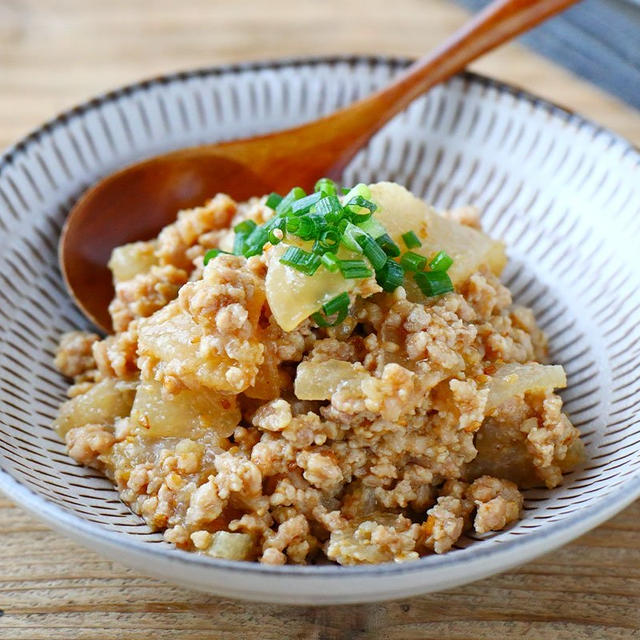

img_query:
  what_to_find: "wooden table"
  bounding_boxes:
[1,1,639,638]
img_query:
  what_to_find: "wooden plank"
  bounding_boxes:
[0,499,639,639]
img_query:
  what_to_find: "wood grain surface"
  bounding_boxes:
[1,1,639,638]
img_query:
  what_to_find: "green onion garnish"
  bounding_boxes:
[243,226,269,257]
[339,259,372,279]
[375,233,401,257]
[214,180,448,328]
[275,186,306,215]
[296,216,319,241]
[265,192,283,210]
[357,234,387,270]
[319,228,340,251]
[358,217,386,239]
[291,192,323,215]
[414,270,454,297]
[341,222,365,253]
[402,230,422,249]
[268,228,283,245]
[376,259,405,292]
[314,178,338,196]
[428,250,453,272]
[203,248,230,265]
[234,220,257,236]
[321,252,340,272]
[280,246,321,276]
[342,183,371,203]
[345,196,377,223]
[315,195,342,218]
[311,292,350,327]
[400,251,427,272]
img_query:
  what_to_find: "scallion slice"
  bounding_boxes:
[312,291,350,327]
[345,195,377,216]
[357,234,387,270]
[296,216,320,241]
[291,192,323,215]
[321,252,340,272]
[275,186,306,215]
[339,259,372,279]
[414,270,454,297]
[243,226,269,257]
[376,259,405,292]
[402,230,422,249]
[358,217,386,239]
[319,228,340,251]
[234,220,257,235]
[265,192,283,210]
[342,183,371,203]
[279,246,321,276]
[341,222,365,253]
[400,250,427,272]
[315,195,342,218]
[314,178,338,196]
[375,233,401,257]
[268,228,284,245]
[428,250,453,272]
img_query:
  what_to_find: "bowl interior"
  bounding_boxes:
[1,57,639,566]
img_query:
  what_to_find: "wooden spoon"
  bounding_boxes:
[60,0,579,332]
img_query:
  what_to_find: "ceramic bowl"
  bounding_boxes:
[1,56,639,604]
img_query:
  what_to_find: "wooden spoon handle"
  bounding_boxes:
[325,0,580,159]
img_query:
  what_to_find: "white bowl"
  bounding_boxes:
[1,56,639,604]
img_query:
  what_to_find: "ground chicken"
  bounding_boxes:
[53,189,582,565]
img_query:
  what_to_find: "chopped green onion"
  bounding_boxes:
[280,246,321,276]
[233,233,248,256]
[323,291,350,316]
[339,259,372,279]
[400,251,427,272]
[376,259,405,292]
[203,248,230,265]
[243,226,269,257]
[429,250,453,272]
[234,220,257,235]
[341,222,365,253]
[286,217,301,233]
[414,270,454,297]
[345,195,377,219]
[314,178,338,196]
[319,228,340,251]
[341,187,351,195]
[291,192,323,215]
[315,195,342,219]
[375,233,401,257]
[358,217,386,239]
[268,228,284,245]
[312,292,350,327]
[275,186,306,215]
[357,234,387,270]
[296,216,319,241]
[321,252,340,272]
[402,230,422,249]
[265,192,283,210]
[342,183,371,204]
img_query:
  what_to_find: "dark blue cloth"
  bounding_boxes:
[454,0,640,109]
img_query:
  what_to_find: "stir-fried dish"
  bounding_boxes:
[53,181,583,565]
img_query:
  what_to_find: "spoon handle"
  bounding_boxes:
[324,0,580,165]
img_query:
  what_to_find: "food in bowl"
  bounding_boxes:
[53,180,583,565]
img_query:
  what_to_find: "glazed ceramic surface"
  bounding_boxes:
[0,57,639,604]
